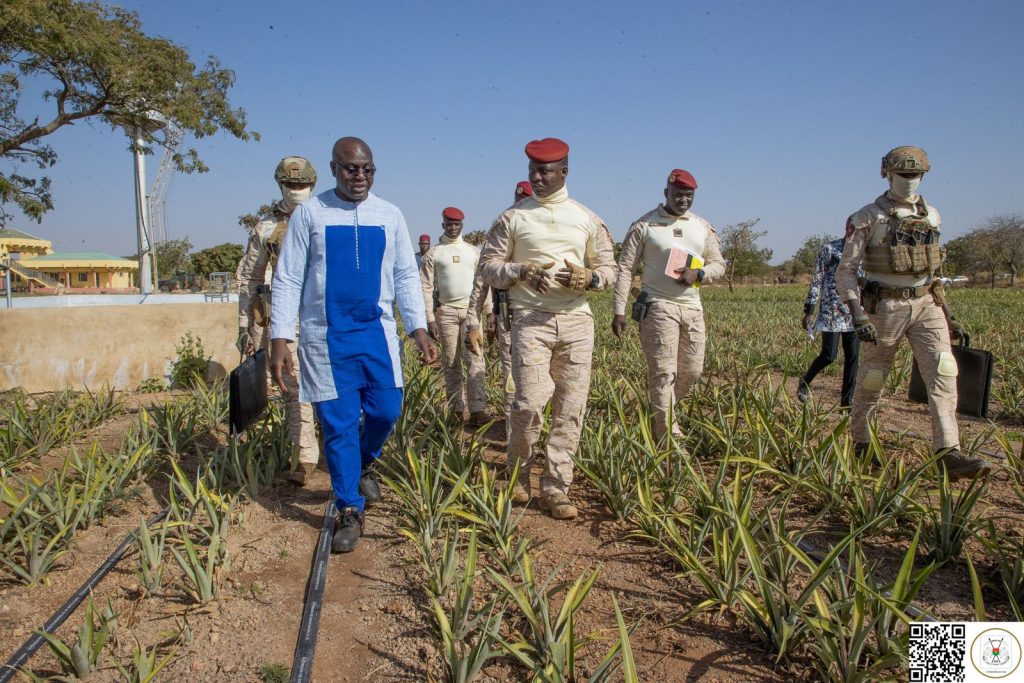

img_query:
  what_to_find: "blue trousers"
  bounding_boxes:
[314,387,403,512]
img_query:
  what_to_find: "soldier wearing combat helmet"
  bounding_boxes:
[236,156,322,486]
[835,146,990,481]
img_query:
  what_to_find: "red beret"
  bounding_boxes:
[525,138,569,163]
[667,169,698,189]
[515,181,533,197]
[418,234,430,241]
[442,207,464,221]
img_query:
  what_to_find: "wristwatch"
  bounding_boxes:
[587,272,600,290]
[696,269,706,283]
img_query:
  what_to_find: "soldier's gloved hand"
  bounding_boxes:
[485,313,497,342]
[554,259,594,290]
[611,314,627,339]
[854,315,877,343]
[948,317,967,343]
[520,261,556,293]
[236,326,254,355]
[427,321,440,340]
[465,327,483,356]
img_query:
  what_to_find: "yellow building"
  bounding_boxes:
[18,251,138,290]
[0,228,53,260]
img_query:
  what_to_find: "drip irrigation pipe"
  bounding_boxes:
[795,539,935,623]
[0,507,170,683]
[290,500,337,683]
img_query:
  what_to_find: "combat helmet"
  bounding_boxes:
[880,146,930,177]
[274,156,317,185]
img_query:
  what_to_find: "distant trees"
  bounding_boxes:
[191,242,243,278]
[0,0,257,224]
[943,213,1024,288]
[237,201,278,231]
[154,236,193,276]
[720,219,773,292]
[462,230,487,247]
[777,233,832,280]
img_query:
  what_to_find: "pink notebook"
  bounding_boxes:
[664,245,704,287]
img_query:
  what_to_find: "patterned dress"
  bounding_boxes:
[804,238,856,333]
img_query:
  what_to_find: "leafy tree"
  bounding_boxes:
[191,242,243,278]
[944,214,1024,288]
[462,229,487,246]
[238,201,279,231]
[719,219,773,292]
[154,236,192,275]
[0,0,258,224]
[792,233,833,272]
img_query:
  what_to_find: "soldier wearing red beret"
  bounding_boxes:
[611,169,726,444]
[421,207,491,425]
[416,233,431,271]
[478,138,617,521]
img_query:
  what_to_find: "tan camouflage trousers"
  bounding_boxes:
[256,323,319,465]
[851,295,959,450]
[437,305,487,413]
[509,310,594,496]
[639,301,706,444]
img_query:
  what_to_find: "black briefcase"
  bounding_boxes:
[229,349,268,434]
[908,335,994,419]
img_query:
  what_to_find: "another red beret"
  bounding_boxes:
[667,169,698,189]
[525,138,569,163]
[419,234,430,241]
[442,207,464,221]
[515,181,533,197]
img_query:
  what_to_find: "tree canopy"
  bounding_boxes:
[0,0,258,224]
[719,219,773,291]
[237,201,279,231]
[154,236,192,276]
[944,213,1024,288]
[190,242,243,278]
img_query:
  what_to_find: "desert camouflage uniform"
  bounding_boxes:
[237,204,318,465]
[467,267,513,430]
[835,193,958,450]
[479,187,617,495]
[420,236,489,414]
[613,206,726,443]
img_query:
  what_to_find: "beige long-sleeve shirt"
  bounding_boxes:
[612,206,725,315]
[420,235,490,324]
[478,186,617,314]
[835,192,940,303]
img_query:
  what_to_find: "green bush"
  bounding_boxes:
[170,332,208,389]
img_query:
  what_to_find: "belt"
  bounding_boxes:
[875,284,930,300]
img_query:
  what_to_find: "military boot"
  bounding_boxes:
[332,507,364,553]
[539,492,578,520]
[359,470,382,505]
[468,411,490,427]
[288,462,317,487]
[936,448,992,482]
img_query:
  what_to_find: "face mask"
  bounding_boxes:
[280,185,313,212]
[889,174,921,200]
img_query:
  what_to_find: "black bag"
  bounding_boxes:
[229,349,268,434]
[908,335,994,419]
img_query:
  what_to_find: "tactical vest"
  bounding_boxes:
[266,217,288,270]
[862,194,942,277]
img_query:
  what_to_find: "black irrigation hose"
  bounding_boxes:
[290,500,337,683]
[794,539,936,623]
[0,506,171,683]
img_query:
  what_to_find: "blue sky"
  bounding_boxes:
[10,0,1024,263]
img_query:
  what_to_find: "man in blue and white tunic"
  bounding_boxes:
[270,137,437,553]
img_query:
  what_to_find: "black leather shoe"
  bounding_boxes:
[331,507,364,553]
[359,471,382,505]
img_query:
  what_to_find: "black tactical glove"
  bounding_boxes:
[854,315,877,343]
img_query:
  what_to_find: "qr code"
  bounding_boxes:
[909,623,966,682]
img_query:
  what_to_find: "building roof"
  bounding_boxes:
[0,228,48,242]
[22,251,138,269]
